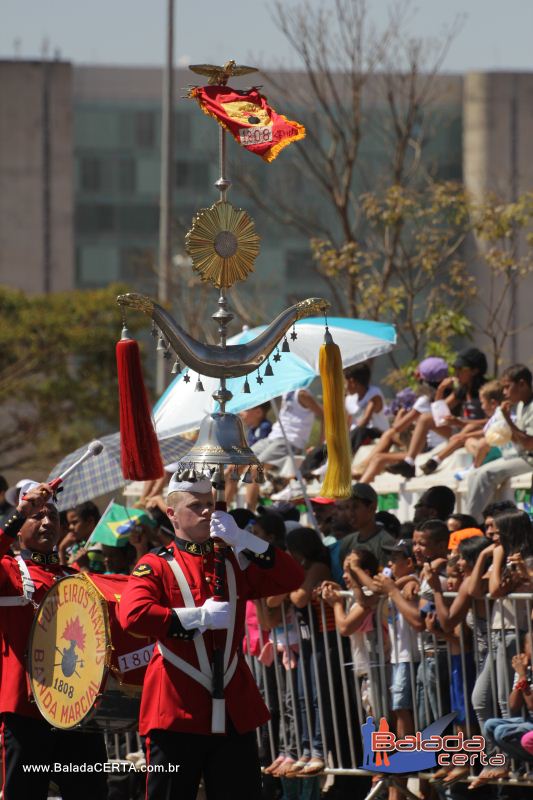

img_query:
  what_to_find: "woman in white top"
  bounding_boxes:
[356,357,449,484]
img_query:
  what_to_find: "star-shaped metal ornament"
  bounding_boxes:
[290,329,298,341]
[273,350,281,362]
[256,373,264,385]
[183,373,191,383]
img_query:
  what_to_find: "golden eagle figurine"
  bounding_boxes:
[189,60,257,86]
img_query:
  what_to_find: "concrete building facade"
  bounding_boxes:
[0,60,73,293]
[1,61,533,366]
[463,72,533,367]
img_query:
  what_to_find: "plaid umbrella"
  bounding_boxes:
[47,431,190,511]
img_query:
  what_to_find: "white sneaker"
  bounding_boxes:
[259,479,274,496]
[311,461,328,479]
[305,479,323,497]
[271,480,304,501]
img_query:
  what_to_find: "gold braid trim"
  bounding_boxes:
[261,116,306,164]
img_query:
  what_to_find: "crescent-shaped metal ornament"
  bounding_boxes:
[117,292,330,380]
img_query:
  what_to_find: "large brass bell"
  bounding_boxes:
[183,412,259,467]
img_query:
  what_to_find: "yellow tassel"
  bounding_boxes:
[319,332,352,499]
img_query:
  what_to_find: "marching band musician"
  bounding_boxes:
[119,472,304,800]
[0,481,108,800]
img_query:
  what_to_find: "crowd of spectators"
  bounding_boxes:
[257,352,533,531]
[238,487,533,799]
[2,346,533,799]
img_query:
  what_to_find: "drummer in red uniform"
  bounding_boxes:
[0,481,108,800]
[119,472,304,800]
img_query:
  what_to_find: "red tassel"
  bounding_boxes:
[116,333,164,480]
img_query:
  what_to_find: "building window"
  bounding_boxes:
[175,112,192,147]
[175,160,209,188]
[120,247,157,293]
[117,205,159,235]
[80,157,103,193]
[135,111,156,149]
[118,159,136,194]
[76,204,115,235]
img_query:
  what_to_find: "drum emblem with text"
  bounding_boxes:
[28,576,111,729]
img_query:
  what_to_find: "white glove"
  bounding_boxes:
[174,598,231,631]
[210,510,269,555]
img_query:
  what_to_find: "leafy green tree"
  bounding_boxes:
[470,192,533,375]
[311,182,474,382]
[311,185,533,385]
[0,285,148,474]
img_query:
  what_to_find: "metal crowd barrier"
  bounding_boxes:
[243,592,533,796]
[100,592,533,797]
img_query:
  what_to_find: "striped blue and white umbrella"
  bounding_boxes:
[47,431,191,510]
[154,317,396,440]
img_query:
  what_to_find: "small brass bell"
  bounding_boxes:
[264,361,274,377]
[195,376,205,392]
[157,335,167,352]
[243,378,251,393]
[282,337,290,352]
[230,466,240,481]
[241,467,254,484]
[171,359,182,374]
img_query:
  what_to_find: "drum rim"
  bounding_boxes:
[85,571,154,689]
[27,573,113,729]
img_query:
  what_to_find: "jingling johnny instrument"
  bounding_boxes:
[116,62,353,734]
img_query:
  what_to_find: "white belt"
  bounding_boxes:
[0,596,32,606]
[0,556,36,606]
[160,553,238,732]
[156,642,238,693]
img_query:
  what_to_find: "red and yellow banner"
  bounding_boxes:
[190,85,305,163]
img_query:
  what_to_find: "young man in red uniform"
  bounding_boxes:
[0,481,108,800]
[119,473,304,800]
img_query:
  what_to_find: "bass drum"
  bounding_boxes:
[27,572,154,732]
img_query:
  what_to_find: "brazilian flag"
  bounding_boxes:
[89,502,156,547]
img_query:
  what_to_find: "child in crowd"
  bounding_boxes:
[301,363,389,479]
[482,500,516,541]
[421,381,503,480]
[481,635,533,779]
[466,363,533,520]
[388,347,488,479]
[374,540,420,800]
[426,538,490,785]
[356,357,449,484]
[420,380,504,477]
[322,548,386,720]
[468,510,533,788]
[268,527,332,776]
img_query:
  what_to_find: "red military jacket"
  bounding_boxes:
[119,537,304,735]
[0,528,75,718]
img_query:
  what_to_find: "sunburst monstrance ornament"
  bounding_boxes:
[185,201,260,289]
